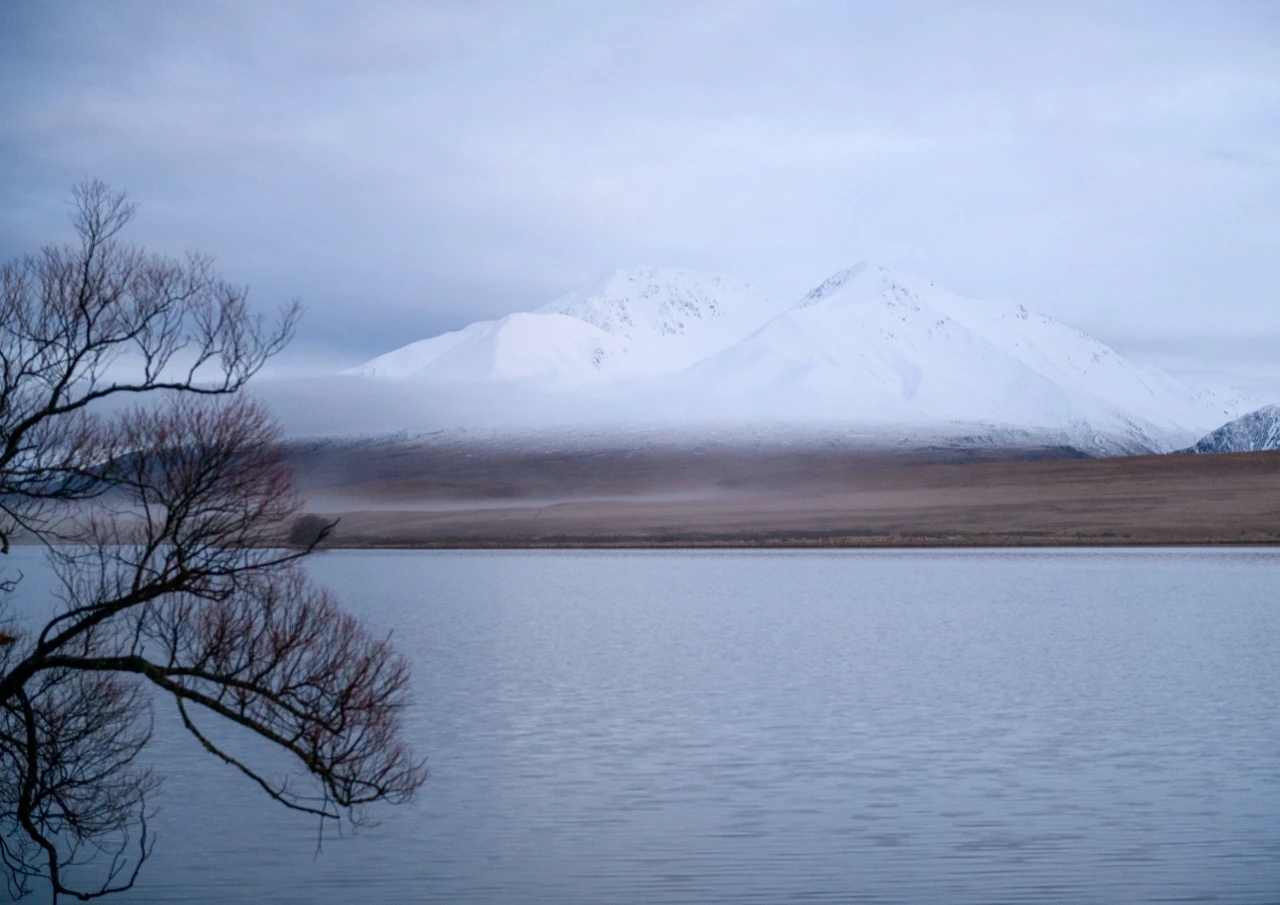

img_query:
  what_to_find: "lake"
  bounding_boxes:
[8,548,1280,903]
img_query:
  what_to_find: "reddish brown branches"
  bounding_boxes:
[0,182,425,902]
[0,179,300,556]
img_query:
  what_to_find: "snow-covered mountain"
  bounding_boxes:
[673,263,1232,452]
[351,267,783,385]
[348,262,1240,454]
[1181,405,1280,454]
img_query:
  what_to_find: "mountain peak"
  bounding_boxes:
[1183,404,1280,453]
[798,262,906,307]
[539,266,776,344]
[356,266,783,385]
[556,265,723,302]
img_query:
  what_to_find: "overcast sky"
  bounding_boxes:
[2,1,1277,374]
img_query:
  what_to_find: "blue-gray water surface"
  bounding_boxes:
[8,548,1280,903]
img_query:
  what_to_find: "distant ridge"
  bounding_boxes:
[1180,405,1280,454]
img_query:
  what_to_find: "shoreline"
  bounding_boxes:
[312,536,1280,550]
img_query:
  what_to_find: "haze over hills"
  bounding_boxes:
[331,263,1244,455]
[280,266,1276,548]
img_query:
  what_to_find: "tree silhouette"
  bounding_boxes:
[0,181,425,901]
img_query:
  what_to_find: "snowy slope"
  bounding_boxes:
[351,321,492,379]
[352,267,783,384]
[678,263,1230,451]
[348,314,623,386]
[1181,405,1280,453]
[537,266,783,376]
[348,262,1236,453]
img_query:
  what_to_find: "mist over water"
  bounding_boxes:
[10,548,1280,904]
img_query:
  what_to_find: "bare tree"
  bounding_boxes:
[0,181,426,901]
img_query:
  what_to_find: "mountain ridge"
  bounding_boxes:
[346,262,1243,454]
[1181,405,1280,454]
[352,266,783,384]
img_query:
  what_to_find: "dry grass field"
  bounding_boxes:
[288,440,1280,548]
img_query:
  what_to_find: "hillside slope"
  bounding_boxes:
[1183,405,1280,453]
[678,263,1230,451]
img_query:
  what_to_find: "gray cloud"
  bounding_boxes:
[2,0,1277,372]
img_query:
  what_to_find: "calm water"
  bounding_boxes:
[9,548,1280,903]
